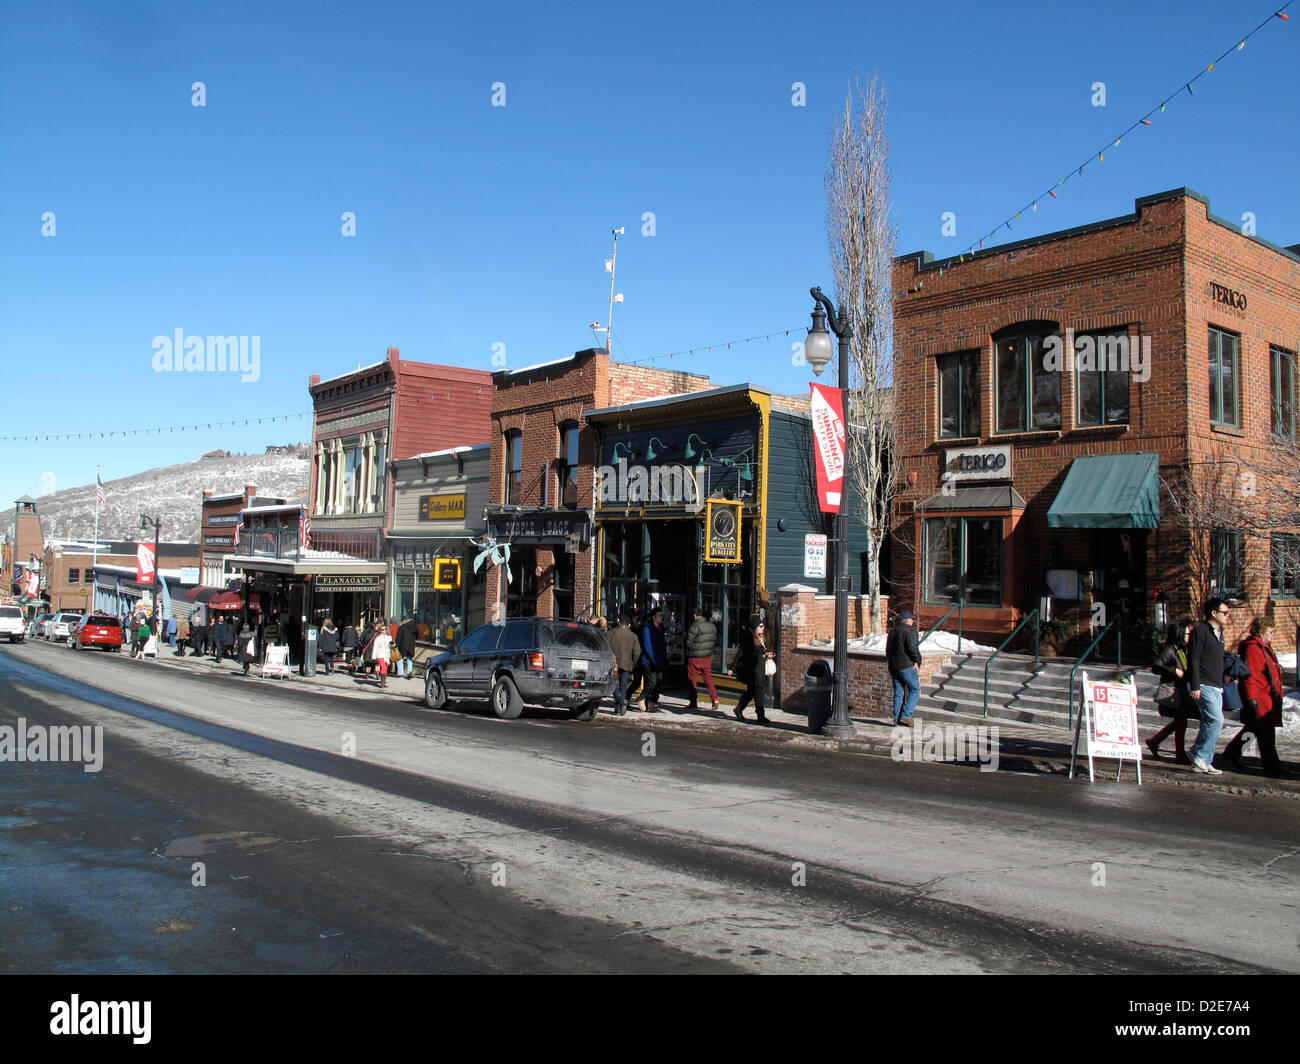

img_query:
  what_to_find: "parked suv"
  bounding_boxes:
[48,610,84,641]
[0,606,24,643]
[422,618,616,720]
[70,613,125,651]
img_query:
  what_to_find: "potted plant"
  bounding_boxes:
[1031,615,1075,655]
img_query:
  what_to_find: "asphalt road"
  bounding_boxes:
[1,637,1297,974]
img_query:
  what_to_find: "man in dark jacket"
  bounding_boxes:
[396,616,419,679]
[640,607,669,713]
[684,606,719,710]
[608,612,642,716]
[1186,597,1230,775]
[213,617,226,662]
[887,610,923,726]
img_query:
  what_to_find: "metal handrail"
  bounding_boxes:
[1067,616,1122,729]
[918,599,964,652]
[983,609,1039,718]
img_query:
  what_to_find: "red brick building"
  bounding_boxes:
[891,188,1300,653]
[200,484,285,587]
[484,347,711,622]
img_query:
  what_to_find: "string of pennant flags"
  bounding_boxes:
[903,4,1294,295]
[628,327,806,366]
[0,412,311,443]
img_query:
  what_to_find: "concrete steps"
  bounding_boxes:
[920,652,1164,730]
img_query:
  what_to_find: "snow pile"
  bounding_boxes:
[803,630,995,655]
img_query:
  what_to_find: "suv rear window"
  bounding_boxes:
[0,607,22,619]
[499,622,538,652]
[545,623,606,652]
[86,615,119,625]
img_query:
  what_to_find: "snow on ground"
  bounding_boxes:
[802,630,996,655]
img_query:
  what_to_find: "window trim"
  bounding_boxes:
[922,514,1005,608]
[504,430,523,505]
[937,350,980,439]
[1209,325,1241,429]
[1211,527,1244,600]
[1271,344,1297,439]
[1074,328,1132,428]
[994,326,1061,435]
[558,420,580,507]
[1271,533,1300,597]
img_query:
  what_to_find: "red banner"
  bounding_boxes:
[136,542,156,585]
[810,383,846,514]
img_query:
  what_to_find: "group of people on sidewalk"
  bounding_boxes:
[1146,598,1290,777]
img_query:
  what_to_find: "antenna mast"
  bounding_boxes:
[594,227,625,354]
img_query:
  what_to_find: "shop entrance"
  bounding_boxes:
[1090,529,1148,660]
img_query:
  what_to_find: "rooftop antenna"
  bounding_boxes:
[599,227,625,354]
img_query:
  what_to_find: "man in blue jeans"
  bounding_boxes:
[1186,597,1230,775]
[887,610,922,726]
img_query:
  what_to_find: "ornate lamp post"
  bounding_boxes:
[805,286,860,738]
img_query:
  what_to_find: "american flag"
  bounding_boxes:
[96,472,106,509]
[299,506,311,552]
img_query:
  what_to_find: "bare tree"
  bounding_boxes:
[824,72,900,634]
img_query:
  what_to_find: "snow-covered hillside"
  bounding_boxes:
[7,446,311,543]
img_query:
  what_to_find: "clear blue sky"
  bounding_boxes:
[2,0,1296,514]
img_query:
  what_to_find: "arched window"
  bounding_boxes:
[994,321,1059,433]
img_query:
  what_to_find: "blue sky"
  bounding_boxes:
[2,0,1296,515]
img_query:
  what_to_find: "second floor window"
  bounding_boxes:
[1271,345,1296,439]
[68,568,80,584]
[937,351,980,438]
[558,422,579,507]
[1075,330,1131,426]
[996,328,1060,433]
[1209,326,1239,428]
[1271,533,1300,597]
[505,430,523,505]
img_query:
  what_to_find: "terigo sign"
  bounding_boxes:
[1209,281,1247,311]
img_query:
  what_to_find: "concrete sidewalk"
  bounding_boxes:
[136,642,1300,796]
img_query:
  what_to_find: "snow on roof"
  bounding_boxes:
[204,491,246,502]
[404,444,490,460]
[313,359,390,388]
[239,503,302,515]
[498,354,578,377]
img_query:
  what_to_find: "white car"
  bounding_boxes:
[48,611,84,641]
[0,605,24,643]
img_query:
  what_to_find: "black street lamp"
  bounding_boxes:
[140,513,161,618]
[806,285,859,738]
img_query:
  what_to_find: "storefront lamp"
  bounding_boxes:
[645,437,667,461]
[683,434,708,460]
[612,442,635,463]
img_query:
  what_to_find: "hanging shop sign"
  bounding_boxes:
[315,575,383,591]
[419,493,467,521]
[433,558,462,590]
[810,383,845,514]
[705,500,743,564]
[944,444,1012,483]
[486,509,591,546]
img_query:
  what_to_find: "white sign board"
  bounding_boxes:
[1069,670,1142,784]
[804,534,828,579]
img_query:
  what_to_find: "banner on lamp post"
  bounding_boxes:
[136,543,156,586]
[810,383,846,514]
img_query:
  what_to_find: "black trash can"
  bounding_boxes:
[805,659,834,734]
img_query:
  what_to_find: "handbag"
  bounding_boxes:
[390,646,402,663]
[764,657,777,677]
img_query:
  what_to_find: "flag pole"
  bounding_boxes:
[93,466,100,593]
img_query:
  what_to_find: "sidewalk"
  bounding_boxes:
[137,643,1300,797]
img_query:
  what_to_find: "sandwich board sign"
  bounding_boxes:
[1069,670,1142,784]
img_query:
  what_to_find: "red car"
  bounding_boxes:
[70,613,125,651]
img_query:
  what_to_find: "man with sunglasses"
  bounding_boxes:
[1186,597,1231,775]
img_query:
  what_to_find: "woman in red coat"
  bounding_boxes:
[1225,618,1288,776]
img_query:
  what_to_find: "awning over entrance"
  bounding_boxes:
[1046,452,1160,529]
[918,485,1026,511]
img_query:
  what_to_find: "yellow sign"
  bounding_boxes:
[419,494,467,521]
[704,500,743,564]
[434,558,462,590]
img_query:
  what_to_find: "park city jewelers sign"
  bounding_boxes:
[419,493,467,521]
[944,444,1012,482]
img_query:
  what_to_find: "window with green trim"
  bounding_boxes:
[1209,326,1240,428]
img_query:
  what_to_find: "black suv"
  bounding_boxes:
[422,618,616,720]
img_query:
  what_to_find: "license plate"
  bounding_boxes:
[570,658,588,672]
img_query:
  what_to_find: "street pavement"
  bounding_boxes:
[2,636,1297,974]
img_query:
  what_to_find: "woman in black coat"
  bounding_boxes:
[340,623,359,673]
[730,620,774,724]
[1146,619,1196,764]
[318,619,340,674]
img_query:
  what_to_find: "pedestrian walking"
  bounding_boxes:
[396,616,418,679]
[608,611,642,716]
[730,618,773,724]
[887,610,922,726]
[371,623,393,688]
[639,607,668,712]
[166,614,178,647]
[341,622,359,673]
[684,605,719,711]
[213,617,227,662]
[319,618,340,674]
[190,615,206,657]
[175,614,189,657]
[1223,618,1289,777]
[1186,597,1231,774]
[359,621,379,681]
[236,623,258,676]
[1146,619,1196,764]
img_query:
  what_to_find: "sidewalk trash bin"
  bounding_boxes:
[805,659,834,734]
[303,626,318,677]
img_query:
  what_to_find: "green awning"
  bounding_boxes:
[1046,453,1161,529]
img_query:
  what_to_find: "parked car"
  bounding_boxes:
[48,610,84,641]
[0,605,25,643]
[31,612,53,638]
[70,613,124,651]
[422,618,616,720]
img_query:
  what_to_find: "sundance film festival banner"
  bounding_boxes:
[136,543,156,586]
[810,383,845,514]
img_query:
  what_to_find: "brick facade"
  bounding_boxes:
[891,188,1300,652]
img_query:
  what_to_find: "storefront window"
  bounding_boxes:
[1076,330,1131,426]
[553,550,575,619]
[937,350,980,438]
[996,329,1059,433]
[924,516,1003,606]
[1209,326,1239,428]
